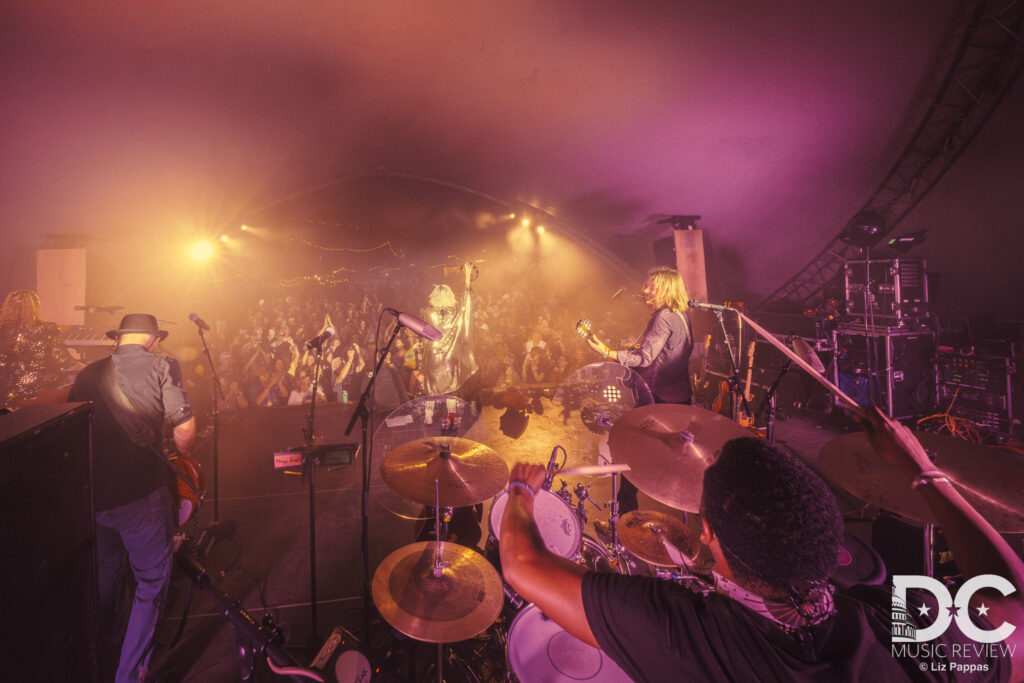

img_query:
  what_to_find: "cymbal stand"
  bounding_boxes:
[432,479,451,683]
[605,471,624,556]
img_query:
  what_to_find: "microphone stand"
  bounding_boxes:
[195,325,230,534]
[344,320,404,645]
[710,309,752,421]
[301,342,327,649]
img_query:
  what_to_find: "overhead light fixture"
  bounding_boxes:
[886,229,928,254]
[839,210,886,249]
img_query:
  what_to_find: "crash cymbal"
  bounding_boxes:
[372,541,504,643]
[815,431,1024,531]
[619,510,700,567]
[791,337,825,374]
[381,437,509,508]
[608,404,749,511]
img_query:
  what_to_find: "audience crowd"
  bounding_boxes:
[180,278,633,422]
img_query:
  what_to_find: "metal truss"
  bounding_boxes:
[760,0,1024,310]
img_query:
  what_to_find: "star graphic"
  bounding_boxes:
[947,604,960,618]
[977,603,990,617]
[917,603,931,617]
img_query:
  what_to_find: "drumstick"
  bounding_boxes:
[736,310,859,409]
[657,533,694,570]
[557,463,631,478]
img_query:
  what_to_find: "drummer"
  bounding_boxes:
[499,407,1024,681]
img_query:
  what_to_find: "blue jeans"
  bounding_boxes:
[96,486,174,683]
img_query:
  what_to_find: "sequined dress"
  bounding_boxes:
[422,286,478,396]
[0,322,67,410]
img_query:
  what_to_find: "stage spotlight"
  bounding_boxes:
[219,235,229,243]
[536,225,546,235]
[189,240,215,262]
[240,225,249,232]
[521,218,531,228]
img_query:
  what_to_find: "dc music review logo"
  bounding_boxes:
[891,574,1017,643]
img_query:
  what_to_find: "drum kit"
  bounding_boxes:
[364,353,1024,682]
[369,400,736,682]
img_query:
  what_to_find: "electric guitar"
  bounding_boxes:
[737,341,757,428]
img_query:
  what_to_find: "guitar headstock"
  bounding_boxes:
[575,318,593,340]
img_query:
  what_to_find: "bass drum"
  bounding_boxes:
[506,604,632,682]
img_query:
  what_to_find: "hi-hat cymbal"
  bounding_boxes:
[619,510,700,567]
[608,404,749,511]
[814,431,1024,531]
[381,437,509,508]
[372,541,504,643]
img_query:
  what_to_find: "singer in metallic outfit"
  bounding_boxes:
[422,262,479,398]
[0,289,69,411]
[585,266,694,513]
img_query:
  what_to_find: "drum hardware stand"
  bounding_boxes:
[710,308,753,422]
[573,482,602,527]
[344,317,406,645]
[756,354,795,442]
[175,551,317,682]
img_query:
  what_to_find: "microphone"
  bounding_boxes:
[687,300,735,312]
[304,327,335,351]
[189,313,211,332]
[542,446,561,491]
[385,308,443,341]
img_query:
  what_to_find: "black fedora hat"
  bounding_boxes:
[106,313,169,341]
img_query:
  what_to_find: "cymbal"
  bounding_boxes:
[381,437,509,508]
[619,510,699,567]
[372,541,504,643]
[608,404,749,511]
[815,431,1024,531]
[792,337,825,374]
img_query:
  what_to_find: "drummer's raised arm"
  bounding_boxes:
[854,406,1024,675]
[499,462,597,648]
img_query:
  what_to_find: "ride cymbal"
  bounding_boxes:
[815,431,1024,531]
[608,404,749,511]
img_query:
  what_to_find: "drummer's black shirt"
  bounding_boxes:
[582,572,1008,682]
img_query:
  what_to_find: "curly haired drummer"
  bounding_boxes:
[499,408,1024,682]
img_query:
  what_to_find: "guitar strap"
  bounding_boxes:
[97,356,200,500]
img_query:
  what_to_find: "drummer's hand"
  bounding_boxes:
[509,462,547,494]
[852,406,933,479]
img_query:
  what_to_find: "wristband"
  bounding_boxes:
[910,470,950,490]
[602,345,610,359]
[508,480,535,498]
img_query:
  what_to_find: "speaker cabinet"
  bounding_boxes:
[0,403,98,683]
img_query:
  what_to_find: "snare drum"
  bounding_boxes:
[506,604,632,682]
[489,488,582,559]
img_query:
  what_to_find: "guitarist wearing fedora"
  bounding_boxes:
[69,313,195,683]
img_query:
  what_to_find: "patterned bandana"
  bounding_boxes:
[713,572,836,633]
